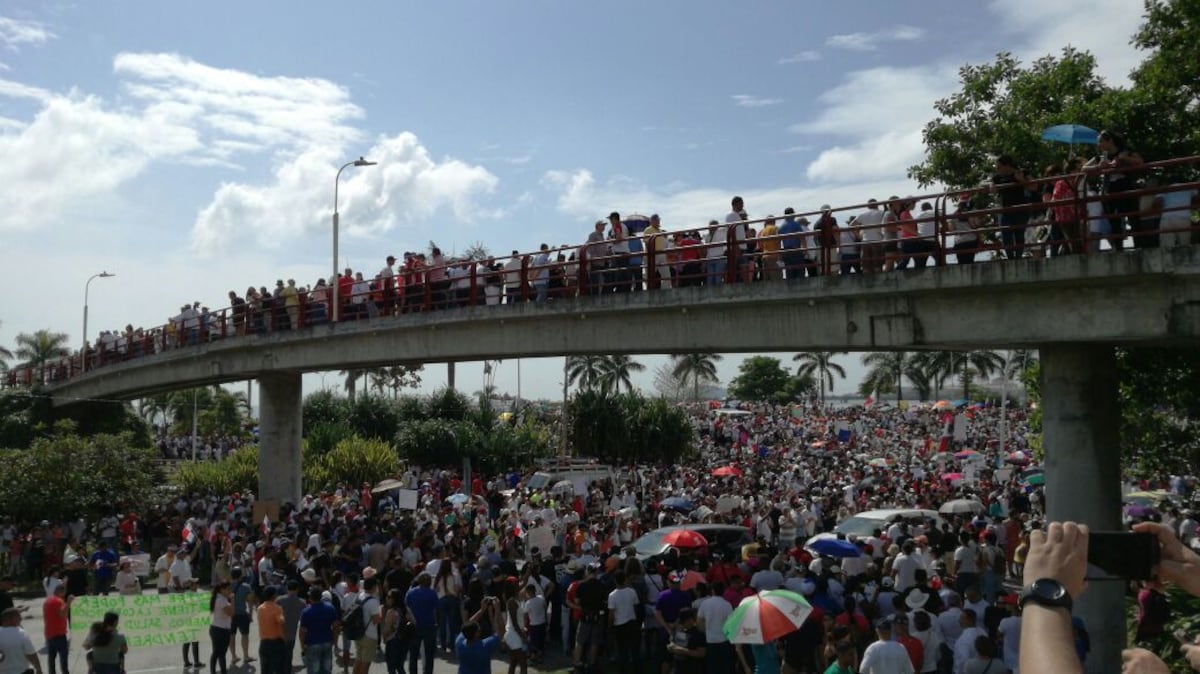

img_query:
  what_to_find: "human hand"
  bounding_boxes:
[1023,521,1089,599]
[1122,648,1169,674]
[1133,522,1200,596]
[1181,642,1200,672]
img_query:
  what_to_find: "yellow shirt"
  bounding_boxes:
[759,224,781,253]
[258,601,285,640]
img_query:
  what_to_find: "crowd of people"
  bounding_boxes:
[155,432,252,462]
[1,398,1198,674]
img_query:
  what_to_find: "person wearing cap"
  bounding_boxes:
[665,606,705,674]
[860,617,914,674]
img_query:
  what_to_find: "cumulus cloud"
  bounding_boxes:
[541,168,920,232]
[731,94,784,108]
[0,52,501,252]
[987,0,1145,83]
[778,51,821,65]
[0,17,55,51]
[826,25,924,51]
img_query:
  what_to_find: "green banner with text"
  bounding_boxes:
[69,592,210,648]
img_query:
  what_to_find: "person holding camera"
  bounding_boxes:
[1019,521,1200,674]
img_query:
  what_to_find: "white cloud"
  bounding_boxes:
[0,17,54,51]
[826,25,925,51]
[732,94,783,108]
[776,145,813,154]
[0,52,501,252]
[778,51,821,65]
[541,168,920,233]
[987,0,1145,83]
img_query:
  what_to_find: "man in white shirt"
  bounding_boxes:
[860,618,914,674]
[502,252,524,304]
[996,609,1021,674]
[892,540,924,593]
[607,572,640,669]
[0,608,42,674]
[154,546,176,594]
[856,199,886,272]
[953,609,986,674]
[749,559,784,592]
[696,589,733,671]
[937,594,964,647]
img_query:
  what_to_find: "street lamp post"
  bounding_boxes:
[332,157,377,323]
[82,271,115,370]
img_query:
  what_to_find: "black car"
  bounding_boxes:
[631,524,753,562]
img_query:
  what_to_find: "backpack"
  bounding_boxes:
[341,594,367,641]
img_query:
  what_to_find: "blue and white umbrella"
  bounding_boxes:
[1041,124,1099,145]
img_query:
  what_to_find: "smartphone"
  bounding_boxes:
[1086,531,1159,580]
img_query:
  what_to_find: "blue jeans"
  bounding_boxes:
[437,595,461,650]
[408,627,435,674]
[534,283,548,305]
[303,642,333,674]
[706,259,726,286]
[47,635,69,674]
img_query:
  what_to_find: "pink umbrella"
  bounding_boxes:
[941,472,964,483]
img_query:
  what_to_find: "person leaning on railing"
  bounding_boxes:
[1019,521,1200,674]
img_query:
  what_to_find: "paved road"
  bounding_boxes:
[14,591,574,674]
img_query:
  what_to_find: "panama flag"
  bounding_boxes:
[181,519,197,545]
[513,522,526,539]
[864,390,878,408]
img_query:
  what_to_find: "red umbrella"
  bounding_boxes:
[661,529,709,549]
[712,466,744,477]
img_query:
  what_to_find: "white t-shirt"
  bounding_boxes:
[954,626,987,674]
[954,545,979,574]
[360,594,382,641]
[607,586,639,626]
[524,594,547,626]
[860,638,915,674]
[937,607,963,645]
[697,596,732,644]
[892,554,923,593]
[749,569,784,591]
[212,594,233,629]
[0,626,36,674]
[154,554,173,590]
[997,616,1021,674]
[856,208,886,243]
[169,558,193,590]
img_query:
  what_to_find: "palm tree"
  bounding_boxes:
[861,352,931,402]
[951,350,1005,399]
[793,352,847,404]
[14,329,70,368]
[566,356,607,392]
[1004,349,1037,380]
[340,369,366,402]
[597,355,645,394]
[0,321,12,371]
[670,353,723,401]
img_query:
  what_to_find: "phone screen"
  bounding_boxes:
[1086,531,1159,580]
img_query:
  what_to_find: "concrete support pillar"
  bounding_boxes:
[258,371,303,505]
[1040,345,1122,673]
[447,362,456,390]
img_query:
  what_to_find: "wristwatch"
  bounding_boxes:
[1019,578,1073,612]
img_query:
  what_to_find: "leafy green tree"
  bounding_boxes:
[793,352,847,404]
[1127,0,1200,165]
[670,353,723,401]
[597,355,645,394]
[728,356,797,403]
[302,390,353,433]
[425,387,472,421]
[394,418,481,467]
[14,329,70,368]
[861,352,931,402]
[0,422,163,522]
[1117,347,1200,476]
[350,394,402,441]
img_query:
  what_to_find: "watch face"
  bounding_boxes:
[1033,579,1066,601]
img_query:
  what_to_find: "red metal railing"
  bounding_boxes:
[5,156,1198,390]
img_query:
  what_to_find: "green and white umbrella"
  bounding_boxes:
[722,589,813,644]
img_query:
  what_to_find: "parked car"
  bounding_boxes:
[832,508,944,539]
[632,524,753,561]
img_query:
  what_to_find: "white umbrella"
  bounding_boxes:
[938,498,985,515]
[371,478,404,494]
[551,480,574,495]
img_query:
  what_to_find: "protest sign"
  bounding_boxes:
[120,553,151,577]
[396,489,419,510]
[69,592,209,648]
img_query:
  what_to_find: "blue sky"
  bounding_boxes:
[0,0,1146,400]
